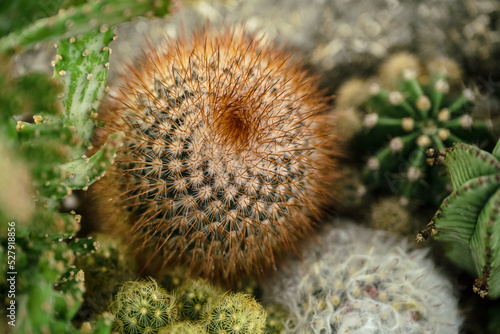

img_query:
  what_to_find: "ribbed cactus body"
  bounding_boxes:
[92,27,337,281]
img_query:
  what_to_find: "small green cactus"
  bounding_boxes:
[417,138,500,298]
[91,27,338,282]
[338,52,496,206]
[158,321,207,334]
[176,278,221,321]
[110,278,177,334]
[201,292,267,334]
[264,221,462,333]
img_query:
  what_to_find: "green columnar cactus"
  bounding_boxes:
[91,27,338,283]
[158,321,207,334]
[53,28,116,157]
[176,278,221,321]
[417,138,500,298]
[337,53,496,206]
[110,278,177,334]
[201,292,267,334]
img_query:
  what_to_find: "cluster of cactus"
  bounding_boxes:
[90,26,338,282]
[110,276,268,334]
[0,1,177,333]
[417,138,500,298]
[336,52,496,206]
[262,221,462,333]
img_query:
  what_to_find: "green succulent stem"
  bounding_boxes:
[0,0,173,54]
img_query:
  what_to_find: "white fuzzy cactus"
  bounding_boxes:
[263,220,462,334]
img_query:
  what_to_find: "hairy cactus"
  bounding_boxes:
[417,138,500,298]
[337,52,496,206]
[110,278,177,334]
[263,221,462,334]
[201,292,267,334]
[91,27,338,282]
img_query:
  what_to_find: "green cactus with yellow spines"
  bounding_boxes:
[110,278,177,334]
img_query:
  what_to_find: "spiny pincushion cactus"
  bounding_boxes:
[202,292,267,334]
[262,221,462,334]
[176,278,221,321]
[110,278,177,334]
[158,321,207,334]
[91,27,338,282]
[417,138,500,298]
[337,52,495,206]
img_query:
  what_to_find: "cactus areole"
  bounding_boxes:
[92,28,337,282]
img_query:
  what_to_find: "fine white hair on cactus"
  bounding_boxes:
[262,220,462,334]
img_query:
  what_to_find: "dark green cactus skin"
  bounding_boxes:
[417,139,500,298]
[356,68,495,206]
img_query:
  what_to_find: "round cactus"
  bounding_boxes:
[74,235,137,324]
[90,27,338,282]
[264,304,288,334]
[337,52,496,206]
[201,292,267,334]
[176,278,221,321]
[110,278,177,334]
[417,139,500,298]
[158,321,207,334]
[263,220,462,334]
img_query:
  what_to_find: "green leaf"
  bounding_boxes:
[445,143,500,190]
